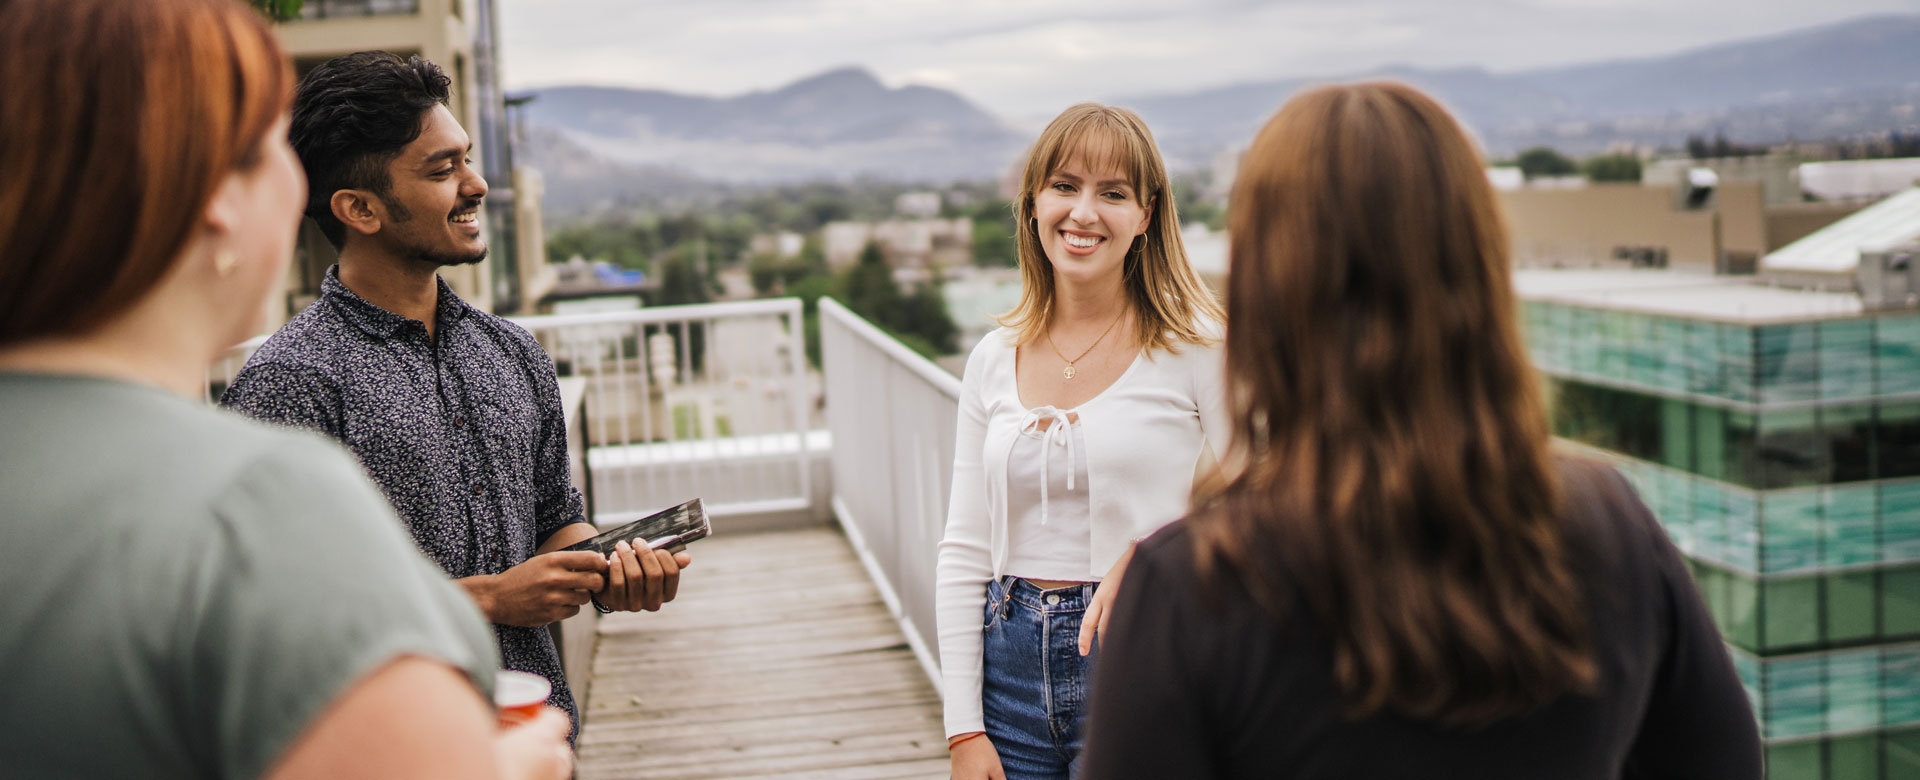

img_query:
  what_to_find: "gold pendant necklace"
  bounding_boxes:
[1047,310,1126,380]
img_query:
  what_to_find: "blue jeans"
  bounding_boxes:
[981,576,1100,780]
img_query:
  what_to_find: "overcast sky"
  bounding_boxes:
[496,0,1920,122]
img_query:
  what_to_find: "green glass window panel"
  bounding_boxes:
[1828,649,1883,732]
[1760,407,1829,490]
[1820,319,1878,401]
[1765,577,1823,650]
[1733,650,1764,716]
[1758,323,1821,404]
[1655,317,1690,393]
[1765,654,1828,738]
[1883,646,1920,727]
[1825,404,1877,485]
[1764,491,1823,574]
[1692,479,1735,570]
[1885,568,1920,637]
[1686,318,1721,396]
[1765,741,1822,780]
[1827,733,1880,780]
[1823,485,1880,568]
[1881,404,1920,482]
[1825,572,1879,645]
[1659,397,1694,472]
[1883,482,1920,564]
[1571,308,1600,376]
[1728,571,1762,650]
[1876,315,1920,396]
[1695,403,1729,482]
[1600,310,1629,379]
[1693,565,1732,638]
[1727,409,1761,491]
[1889,727,1920,778]
[1725,486,1761,573]
[1723,324,1756,404]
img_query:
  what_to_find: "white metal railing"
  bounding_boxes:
[819,297,958,694]
[208,298,814,526]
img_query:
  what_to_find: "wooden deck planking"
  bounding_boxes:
[576,527,947,780]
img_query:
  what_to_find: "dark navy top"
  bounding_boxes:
[222,265,586,728]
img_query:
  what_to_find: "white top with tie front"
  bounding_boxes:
[934,324,1228,738]
[1002,409,1092,581]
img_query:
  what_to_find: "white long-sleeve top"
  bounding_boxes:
[935,325,1229,738]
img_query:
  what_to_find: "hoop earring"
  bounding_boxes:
[213,250,239,277]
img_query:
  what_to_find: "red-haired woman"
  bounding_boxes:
[1082,83,1762,779]
[0,1,568,777]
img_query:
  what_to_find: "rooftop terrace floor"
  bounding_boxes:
[576,526,948,780]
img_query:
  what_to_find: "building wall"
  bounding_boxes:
[1522,297,1920,780]
[1498,184,1719,270]
[1768,202,1870,253]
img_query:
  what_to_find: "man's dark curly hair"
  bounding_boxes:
[290,51,451,249]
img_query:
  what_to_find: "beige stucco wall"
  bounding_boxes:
[1497,184,1719,270]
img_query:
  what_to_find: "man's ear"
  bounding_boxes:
[330,190,383,238]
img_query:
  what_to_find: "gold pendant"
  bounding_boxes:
[1063,364,1076,380]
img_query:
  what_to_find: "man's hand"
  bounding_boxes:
[460,552,608,627]
[494,706,574,780]
[596,540,692,613]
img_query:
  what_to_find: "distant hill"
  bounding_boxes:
[1121,13,1920,164]
[522,67,1024,185]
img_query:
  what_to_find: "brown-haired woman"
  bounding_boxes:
[1081,82,1761,779]
[0,1,568,777]
[938,103,1227,780]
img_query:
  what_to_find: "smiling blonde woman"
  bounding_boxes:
[936,103,1227,780]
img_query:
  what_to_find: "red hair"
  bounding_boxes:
[0,0,293,345]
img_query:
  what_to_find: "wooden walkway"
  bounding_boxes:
[576,526,949,780]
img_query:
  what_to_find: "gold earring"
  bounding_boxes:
[213,250,239,277]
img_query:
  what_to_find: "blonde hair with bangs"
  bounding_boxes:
[998,103,1223,354]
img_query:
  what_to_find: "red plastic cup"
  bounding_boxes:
[494,669,551,726]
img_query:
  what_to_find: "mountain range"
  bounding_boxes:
[520,13,1920,216]
[521,67,1024,188]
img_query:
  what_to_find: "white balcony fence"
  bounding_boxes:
[819,297,957,693]
[208,298,815,526]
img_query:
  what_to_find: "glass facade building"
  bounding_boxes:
[1518,282,1920,780]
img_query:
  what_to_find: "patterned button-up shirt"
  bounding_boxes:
[222,265,587,729]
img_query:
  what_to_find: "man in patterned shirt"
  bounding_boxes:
[222,51,690,736]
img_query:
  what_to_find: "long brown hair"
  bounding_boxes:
[1000,103,1223,354]
[0,0,293,346]
[1193,82,1595,728]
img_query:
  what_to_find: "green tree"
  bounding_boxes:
[1516,146,1578,179]
[747,252,784,296]
[246,0,303,21]
[794,234,828,275]
[898,283,959,355]
[972,215,1018,268]
[1582,153,1643,183]
[840,242,901,326]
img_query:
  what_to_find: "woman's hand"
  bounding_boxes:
[494,707,574,780]
[949,733,1007,780]
[1078,542,1136,656]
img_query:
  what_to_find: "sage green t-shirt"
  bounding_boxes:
[0,373,500,778]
